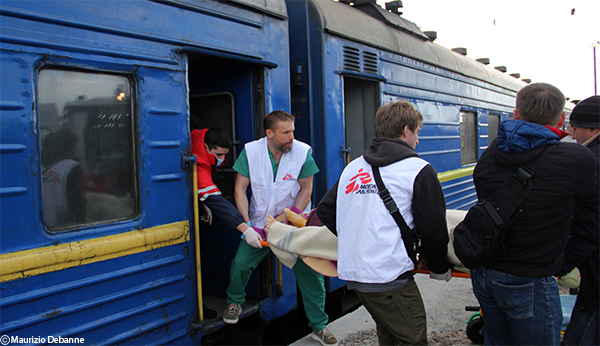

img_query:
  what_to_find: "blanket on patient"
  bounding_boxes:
[267,209,468,277]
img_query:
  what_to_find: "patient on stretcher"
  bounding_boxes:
[262,208,468,277]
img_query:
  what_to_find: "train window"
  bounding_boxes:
[459,111,478,165]
[38,69,137,230]
[488,114,500,144]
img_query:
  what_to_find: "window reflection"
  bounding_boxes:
[38,69,137,230]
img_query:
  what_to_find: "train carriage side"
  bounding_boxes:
[287,0,526,211]
[0,0,292,344]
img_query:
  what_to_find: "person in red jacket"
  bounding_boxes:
[191,127,253,235]
[191,127,253,319]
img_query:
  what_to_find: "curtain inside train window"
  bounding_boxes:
[38,69,138,230]
[459,111,478,165]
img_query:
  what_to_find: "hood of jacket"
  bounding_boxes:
[491,120,562,167]
[191,128,216,166]
[497,119,560,153]
[362,137,419,167]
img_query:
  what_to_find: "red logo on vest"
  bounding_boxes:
[42,168,62,184]
[282,173,294,181]
[345,168,372,194]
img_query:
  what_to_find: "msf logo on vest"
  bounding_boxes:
[282,173,297,181]
[345,168,378,194]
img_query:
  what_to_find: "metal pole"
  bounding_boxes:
[594,44,597,95]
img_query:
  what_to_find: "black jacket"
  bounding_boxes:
[561,135,600,309]
[474,125,597,277]
[317,137,450,275]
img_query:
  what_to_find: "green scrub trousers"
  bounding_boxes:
[226,240,328,331]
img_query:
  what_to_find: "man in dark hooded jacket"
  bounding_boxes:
[560,95,600,346]
[317,99,451,345]
[471,83,597,345]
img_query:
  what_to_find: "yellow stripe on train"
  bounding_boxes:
[0,166,473,284]
[437,166,475,183]
[0,221,189,283]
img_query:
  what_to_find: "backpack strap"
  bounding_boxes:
[484,143,557,227]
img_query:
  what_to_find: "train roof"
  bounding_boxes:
[312,0,526,93]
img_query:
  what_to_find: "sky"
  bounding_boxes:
[375,0,600,103]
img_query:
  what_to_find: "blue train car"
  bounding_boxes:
[286,0,528,212]
[0,0,296,344]
[1,0,577,343]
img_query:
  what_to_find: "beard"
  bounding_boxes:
[275,140,293,154]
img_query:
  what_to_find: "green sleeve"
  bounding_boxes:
[298,150,319,179]
[232,148,250,178]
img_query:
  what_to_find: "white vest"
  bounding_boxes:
[336,156,429,283]
[246,137,311,229]
[42,159,80,227]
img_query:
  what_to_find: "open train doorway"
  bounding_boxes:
[187,53,267,337]
[343,77,379,164]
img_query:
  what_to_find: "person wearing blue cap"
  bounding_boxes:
[560,95,600,346]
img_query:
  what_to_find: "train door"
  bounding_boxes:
[342,77,379,164]
[186,53,282,338]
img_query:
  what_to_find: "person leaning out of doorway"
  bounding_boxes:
[190,126,253,319]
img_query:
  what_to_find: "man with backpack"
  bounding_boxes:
[470,83,597,345]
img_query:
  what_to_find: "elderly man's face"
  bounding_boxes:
[571,125,598,144]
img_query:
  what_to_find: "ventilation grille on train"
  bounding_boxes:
[343,46,361,72]
[363,51,378,74]
[343,46,378,74]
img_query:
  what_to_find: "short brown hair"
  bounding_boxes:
[375,100,423,139]
[516,83,565,125]
[264,110,295,131]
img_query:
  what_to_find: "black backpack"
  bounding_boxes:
[453,144,557,269]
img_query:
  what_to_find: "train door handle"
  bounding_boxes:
[182,150,197,170]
